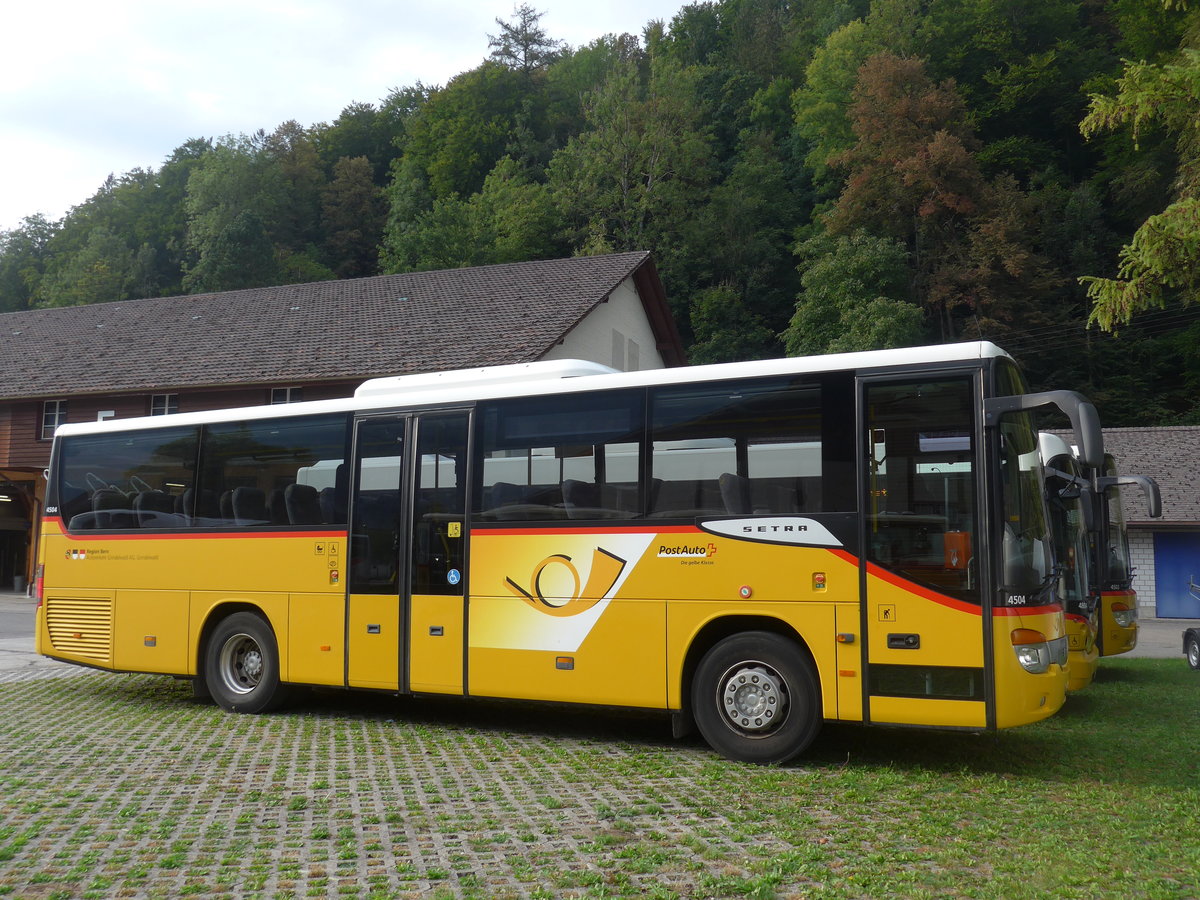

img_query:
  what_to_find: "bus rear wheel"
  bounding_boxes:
[692,631,821,765]
[205,612,290,713]
[1187,631,1200,670]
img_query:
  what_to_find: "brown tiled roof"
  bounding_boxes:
[1099,427,1200,526]
[0,252,682,400]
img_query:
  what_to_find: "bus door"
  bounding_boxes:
[346,415,409,690]
[860,376,988,729]
[405,412,469,694]
[345,412,470,693]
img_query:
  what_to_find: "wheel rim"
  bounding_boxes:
[217,632,265,696]
[716,660,789,736]
[1189,640,1200,667]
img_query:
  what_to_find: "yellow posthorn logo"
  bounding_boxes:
[505,547,626,617]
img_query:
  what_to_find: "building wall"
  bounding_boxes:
[1129,528,1156,613]
[0,405,8,458]
[543,278,665,371]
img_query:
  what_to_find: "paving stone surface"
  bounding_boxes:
[0,672,803,899]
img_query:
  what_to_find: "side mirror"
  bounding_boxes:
[985,391,1104,467]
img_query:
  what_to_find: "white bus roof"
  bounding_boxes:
[54,341,1012,438]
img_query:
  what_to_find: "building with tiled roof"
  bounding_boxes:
[1100,427,1200,526]
[1097,427,1200,619]
[0,252,684,589]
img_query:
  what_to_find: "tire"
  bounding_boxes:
[1187,633,1200,671]
[205,612,290,713]
[691,631,821,765]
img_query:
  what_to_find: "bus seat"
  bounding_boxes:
[332,463,348,523]
[267,489,289,525]
[93,487,136,529]
[68,511,100,530]
[718,473,752,515]
[319,487,336,524]
[134,490,174,526]
[181,488,219,525]
[561,479,599,518]
[562,479,649,519]
[232,487,269,526]
[285,483,324,525]
[486,481,565,520]
[490,482,522,508]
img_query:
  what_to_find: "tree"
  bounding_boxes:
[182,134,277,292]
[791,0,922,192]
[689,140,807,346]
[402,62,534,198]
[38,226,135,306]
[477,156,558,263]
[783,230,925,355]
[488,4,565,74]
[688,284,777,364]
[0,215,58,311]
[380,156,557,273]
[184,210,279,293]
[826,52,988,338]
[263,120,326,251]
[1079,29,1200,329]
[321,156,386,278]
[549,56,715,261]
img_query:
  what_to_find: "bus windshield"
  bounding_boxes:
[1103,459,1132,586]
[1044,458,1089,610]
[995,362,1053,603]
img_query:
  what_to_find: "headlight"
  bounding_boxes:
[1011,629,1067,674]
[1112,603,1137,628]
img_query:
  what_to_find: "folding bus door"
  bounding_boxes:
[405,412,469,694]
[346,416,409,690]
[859,375,988,729]
[345,411,470,694]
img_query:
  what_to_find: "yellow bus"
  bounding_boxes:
[36,342,1103,763]
[1088,455,1161,656]
[1039,433,1099,691]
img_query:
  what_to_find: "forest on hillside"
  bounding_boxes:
[1,0,1198,425]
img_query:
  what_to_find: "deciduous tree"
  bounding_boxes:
[1079,17,1200,329]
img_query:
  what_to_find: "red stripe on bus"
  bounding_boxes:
[828,548,859,567]
[864,562,980,614]
[992,604,1063,617]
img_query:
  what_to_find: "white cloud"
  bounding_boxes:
[0,0,687,232]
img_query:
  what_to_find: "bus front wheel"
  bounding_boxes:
[691,631,821,765]
[205,612,290,714]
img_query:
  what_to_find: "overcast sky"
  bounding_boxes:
[0,0,688,233]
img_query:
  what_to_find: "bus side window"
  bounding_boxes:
[649,374,848,518]
[58,426,199,532]
[476,391,644,522]
[198,414,349,528]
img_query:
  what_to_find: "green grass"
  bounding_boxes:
[0,659,1196,899]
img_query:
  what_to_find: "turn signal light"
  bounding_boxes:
[1011,628,1045,645]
